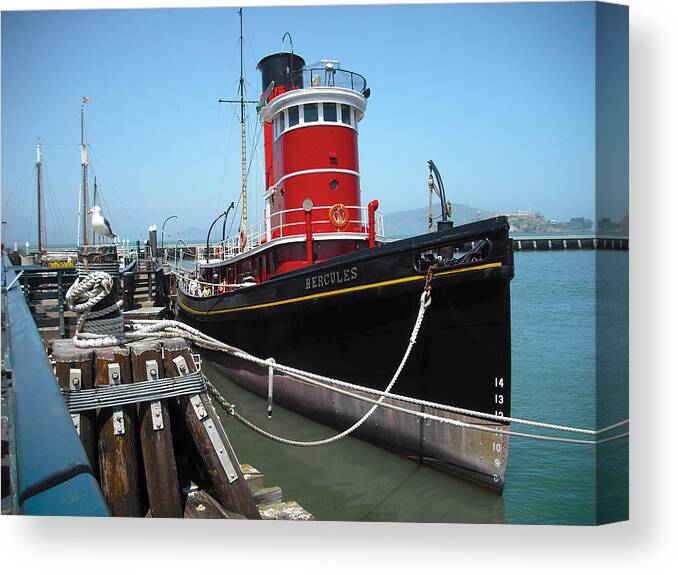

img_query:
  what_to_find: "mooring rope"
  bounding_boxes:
[68,270,629,446]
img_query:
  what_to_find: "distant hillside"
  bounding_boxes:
[383,203,494,239]
[177,227,208,242]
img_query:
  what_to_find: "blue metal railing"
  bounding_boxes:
[2,254,109,516]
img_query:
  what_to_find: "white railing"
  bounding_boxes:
[174,269,253,297]
[195,205,384,262]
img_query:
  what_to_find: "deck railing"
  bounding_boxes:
[273,67,368,94]
[195,205,384,263]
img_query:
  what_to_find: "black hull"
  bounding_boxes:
[178,217,514,490]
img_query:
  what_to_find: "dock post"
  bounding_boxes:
[94,345,143,517]
[52,341,98,477]
[122,272,135,311]
[129,340,183,518]
[161,338,261,519]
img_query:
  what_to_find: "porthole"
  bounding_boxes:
[329,179,339,190]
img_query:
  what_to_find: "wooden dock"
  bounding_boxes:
[1,252,314,519]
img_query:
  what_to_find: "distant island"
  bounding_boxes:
[501,211,592,234]
[382,205,595,239]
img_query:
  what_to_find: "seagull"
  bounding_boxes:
[89,206,118,241]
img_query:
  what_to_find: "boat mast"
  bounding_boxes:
[238,8,248,250]
[81,97,91,245]
[36,142,47,253]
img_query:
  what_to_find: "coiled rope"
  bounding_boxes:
[66,271,126,348]
[68,271,629,446]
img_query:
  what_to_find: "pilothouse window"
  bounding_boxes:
[304,103,318,123]
[288,105,299,127]
[341,104,351,125]
[323,103,337,122]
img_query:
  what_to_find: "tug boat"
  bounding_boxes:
[177,48,514,490]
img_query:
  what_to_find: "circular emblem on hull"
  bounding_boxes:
[329,203,349,230]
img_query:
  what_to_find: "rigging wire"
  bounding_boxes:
[3,167,33,225]
[2,155,35,216]
[221,36,242,102]
[214,105,240,215]
[87,145,144,239]
[40,110,81,146]
[220,99,262,240]
[42,166,70,245]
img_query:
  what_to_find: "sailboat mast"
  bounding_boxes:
[36,142,46,253]
[80,98,90,245]
[238,8,248,249]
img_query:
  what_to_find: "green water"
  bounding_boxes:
[203,250,629,524]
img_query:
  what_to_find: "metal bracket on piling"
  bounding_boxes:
[172,355,189,376]
[174,356,209,421]
[204,418,239,484]
[108,363,125,436]
[145,359,164,431]
[172,355,237,483]
[190,394,209,421]
[70,368,82,435]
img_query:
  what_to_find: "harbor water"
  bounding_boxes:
[204,250,629,524]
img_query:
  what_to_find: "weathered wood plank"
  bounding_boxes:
[252,486,283,506]
[129,340,183,518]
[52,340,98,478]
[240,463,265,491]
[161,338,261,519]
[122,273,135,311]
[94,345,143,517]
[184,488,246,520]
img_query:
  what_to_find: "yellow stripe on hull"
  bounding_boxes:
[178,261,503,316]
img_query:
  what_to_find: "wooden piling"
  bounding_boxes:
[52,340,98,478]
[129,340,183,518]
[122,273,135,311]
[94,345,143,517]
[161,338,261,519]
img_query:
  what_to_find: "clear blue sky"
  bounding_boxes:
[2,2,616,245]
